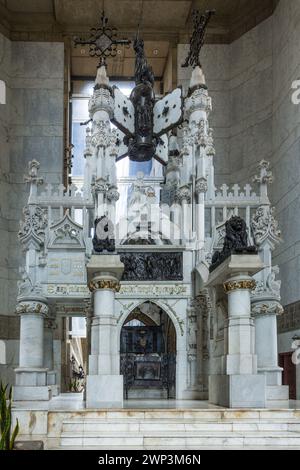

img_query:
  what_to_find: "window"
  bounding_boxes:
[71,80,163,180]
[71,80,135,178]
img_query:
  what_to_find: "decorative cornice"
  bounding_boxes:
[224,279,256,293]
[88,279,120,293]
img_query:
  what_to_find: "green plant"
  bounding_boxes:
[0,382,19,450]
[68,377,85,393]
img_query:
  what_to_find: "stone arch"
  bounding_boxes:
[119,299,179,399]
[117,298,183,340]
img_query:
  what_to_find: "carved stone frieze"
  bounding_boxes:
[117,284,189,297]
[120,252,183,281]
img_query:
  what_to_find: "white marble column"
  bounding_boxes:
[176,185,191,243]
[43,317,59,395]
[206,254,266,408]
[252,300,289,404]
[223,275,258,375]
[86,254,124,408]
[195,177,208,250]
[14,299,51,401]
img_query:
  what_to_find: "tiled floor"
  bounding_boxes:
[12,393,300,411]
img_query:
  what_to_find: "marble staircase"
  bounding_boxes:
[58,409,300,449]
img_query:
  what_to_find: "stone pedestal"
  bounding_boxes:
[14,298,51,401]
[207,255,266,408]
[86,254,124,408]
[252,298,289,405]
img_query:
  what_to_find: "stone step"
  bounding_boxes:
[60,431,300,448]
[59,409,300,421]
[61,420,300,433]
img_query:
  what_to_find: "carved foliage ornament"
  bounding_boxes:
[16,301,48,316]
[89,89,114,118]
[88,279,120,293]
[224,279,256,293]
[18,205,47,248]
[251,301,284,316]
[91,120,116,148]
[175,185,191,204]
[195,177,208,194]
[185,88,211,119]
[251,205,281,246]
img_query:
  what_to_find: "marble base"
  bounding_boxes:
[47,370,57,386]
[128,387,167,399]
[209,374,266,408]
[266,385,289,402]
[13,385,51,401]
[181,389,208,400]
[15,367,48,386]
[50,385,60,397]
[86,375,123,408]
[258,367,283,386]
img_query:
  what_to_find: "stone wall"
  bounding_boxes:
[0,34,64,385]
[8,41,64,313]
[178,0,300,309]
[178,17,272,185]
[0,33,11,317]
[271,0,300,307]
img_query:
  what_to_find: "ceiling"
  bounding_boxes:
[0,0,279,79]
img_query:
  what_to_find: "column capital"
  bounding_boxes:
[224,279,256,294]
[16,300,49,317]
[251,300,284,317]
[88,279,121,293]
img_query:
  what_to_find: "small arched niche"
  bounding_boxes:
[120,301,176,400]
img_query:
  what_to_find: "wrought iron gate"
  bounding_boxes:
[120,325,176,399]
